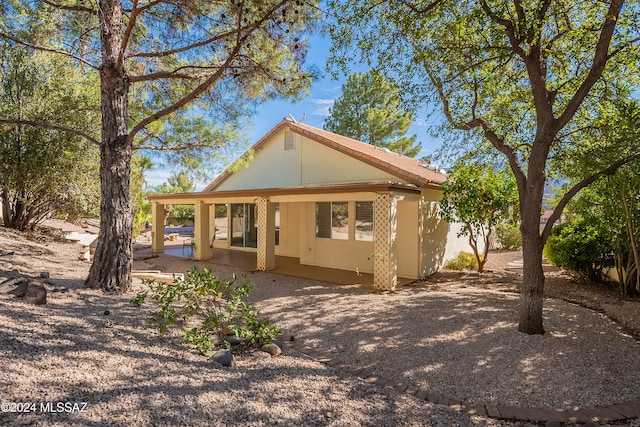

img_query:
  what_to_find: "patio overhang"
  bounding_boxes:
[146,182,423,205]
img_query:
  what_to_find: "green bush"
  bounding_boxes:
[167,205,195,224]
[544,218,614,282]
[131,267,281,356]
[495,222,522,249]
[445,252,480,271]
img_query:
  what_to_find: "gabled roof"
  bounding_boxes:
[204,118,446,191]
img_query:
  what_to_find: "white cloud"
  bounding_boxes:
[311,99,334,116]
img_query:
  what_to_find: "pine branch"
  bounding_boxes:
[0,32,100,70]
[0,119,100,146]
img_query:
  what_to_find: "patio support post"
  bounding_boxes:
[194,201,211,260]
[373,193,398,290]
[151,202,165,254]
[257,198,276,270]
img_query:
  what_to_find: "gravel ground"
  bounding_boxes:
[1,225,640,426]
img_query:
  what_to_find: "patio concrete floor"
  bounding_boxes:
[162,243,415,287]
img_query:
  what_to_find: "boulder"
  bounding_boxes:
[271,339,285,351]
[261,343,282,357]
[226,335,243,346]
[250,351,272,360]
[212,349,235,367]
[7,279,47,305]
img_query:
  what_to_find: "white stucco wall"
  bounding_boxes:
[396,200,420,278]
[419,189,487,277]
[213,128,407,192]
[298,202,376,274]
[299,136,402,185]
[215,129,302,191]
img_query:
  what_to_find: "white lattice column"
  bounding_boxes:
[373,194,398,290]
[256,198,276,270]
[151,202,165,254]
[194,201,211,260]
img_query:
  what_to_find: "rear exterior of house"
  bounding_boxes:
[148,119,473,290]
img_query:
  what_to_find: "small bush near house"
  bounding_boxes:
[131,267,281,356]
[495,223,522,249]
[445,252,481,271]
[544,218,614,282]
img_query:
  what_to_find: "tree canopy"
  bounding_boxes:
[0,47,100,230]
[324,70,421,157]
[328,0,640,334]
[558,97,640,294]
[439,160,518,272]
[0,0,321,292]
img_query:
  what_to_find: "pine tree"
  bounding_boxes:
[324,71,420,157]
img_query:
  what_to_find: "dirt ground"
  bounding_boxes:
[2,224,640,425]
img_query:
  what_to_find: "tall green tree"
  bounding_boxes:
[324,70,421,157]
[439,160,519,272]
[329,0,640,334]
[559,97,640,294]
[0,47,100,230]
[0,0,319,293]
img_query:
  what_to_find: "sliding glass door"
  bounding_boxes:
[230,203,257,248]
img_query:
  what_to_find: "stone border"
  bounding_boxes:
[284,339,640,424]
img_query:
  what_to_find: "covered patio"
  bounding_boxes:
[148,183,424,290]
[161,233,416,287]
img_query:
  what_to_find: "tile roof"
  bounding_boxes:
[204,118,446,191]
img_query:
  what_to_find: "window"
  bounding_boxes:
[214,204,228,240]
[355,202,374,241]
[316,202,348,240]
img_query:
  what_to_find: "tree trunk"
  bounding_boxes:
[84,0,132,293]
[518,199,545,335]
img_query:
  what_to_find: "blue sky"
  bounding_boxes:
[145,33,445,190]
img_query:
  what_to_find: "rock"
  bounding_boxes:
[7,279,47,305]
[272,339,285,351]
[250,351,272,360]
[0,277,21,292]
[40,272,50,279]
[212,349,235,367]
[103,310,110,316]
[226,335,243,346]
[261,343,282,357]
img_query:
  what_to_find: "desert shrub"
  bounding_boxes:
[167,205,195,224]
[544,218,614,282]
[445,252,481,271]
[495,222,522,249]
[131,267,281,356]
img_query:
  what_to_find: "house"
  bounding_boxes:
[147,118,473,290]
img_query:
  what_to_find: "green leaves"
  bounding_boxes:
[132,268,281,356]
[440,162,519,229]
[544,218,614,282]
[439,161,519,272]
[324,70,421,157]
[0,47,100,229]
